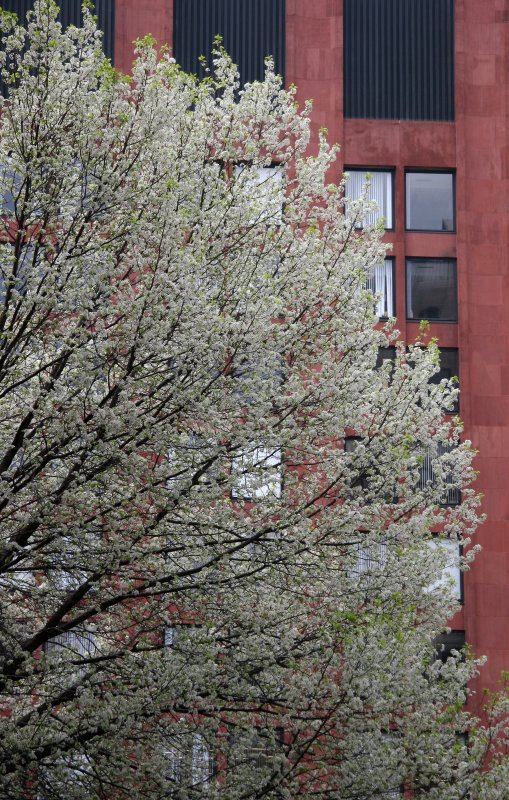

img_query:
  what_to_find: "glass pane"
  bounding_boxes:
[406,172,454,231]
[406,259,457,321]
[345,170,393,228]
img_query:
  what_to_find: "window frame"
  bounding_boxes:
[429,347,459,413]
[234,162,285,226]
[433,629,466,663]
[365,257,396,319]
[344,167,395,231]
[405,169,456,233]
[163,730,216,791]
[426,536,463,603]
[417,442,461,507]
[405,257,458,323]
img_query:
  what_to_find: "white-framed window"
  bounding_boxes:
[164,732,214,790]
[44,628,96,681]
[48,535,89,591]
[45,629,95,657]
[230,356,284,405]
[426,538,462,601]
[0,165,22,217]
[345,168,393,229]
[366,258,395,318]
[231,445,282,501]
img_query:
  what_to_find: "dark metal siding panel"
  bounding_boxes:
[174,0,285,86]
[0,1,114,62]
[57,0,82,33]
[94,0,115,62]
[344,0,454,121]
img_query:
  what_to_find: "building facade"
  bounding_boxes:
[7,0,505,703]
[113,0,509,704]
[114,0,509,696]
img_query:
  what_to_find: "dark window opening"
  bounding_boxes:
[406,171,455,232]
[406,259,457,322]
[430,348,459,413]
[375,346,396,371]
[434,630,465,663]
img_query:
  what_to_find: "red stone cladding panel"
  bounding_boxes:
[454,0,509,701]
[115,0,173,75]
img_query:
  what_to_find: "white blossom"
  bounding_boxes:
[0,3,508,800]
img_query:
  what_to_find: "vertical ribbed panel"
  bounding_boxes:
[344,0,454,121]
[93,0,114,62]
[174,0,285,86]
[0,1,114,62]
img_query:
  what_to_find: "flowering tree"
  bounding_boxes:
[0,3,508,799]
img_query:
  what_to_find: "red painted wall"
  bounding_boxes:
[113,0,509,704]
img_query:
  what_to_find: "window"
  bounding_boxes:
[0,166,22,216]
[406,259,457,322]
[38,753,92,800]
[366,258,395,318]
[430,348,459,413]
[406,171,455,231]
[344,436,369,492]
[426,538,462,601]
[349,541,387,581]
[381,733,405,799]
[0,1,115,67]
[375,346,396,371]
[235,164,284,225]
[230,355,284,405]
[231,445,282,501]
[44,629,96,680]
[164,732,215,791]
[164,625,202,651]
[228,728,284,772]
[45,629,95,657]
[167,435,220,490]
[417,442,461,506]
[345,169,393,229]
[433,630,465,663]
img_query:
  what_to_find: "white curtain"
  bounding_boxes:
[366,259,394,318]
[346,170,392,228]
